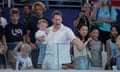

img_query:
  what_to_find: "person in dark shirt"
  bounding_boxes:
[23,4,31,28]
[27,2,52,68]
[4,8,26,69]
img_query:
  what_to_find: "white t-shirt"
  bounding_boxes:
[35,30,47,44]
[47,24,76,44]
[0,17,7,28]
[44,24,76,65]
[15,53,32,70]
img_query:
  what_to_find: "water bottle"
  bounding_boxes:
[113,66,117,72]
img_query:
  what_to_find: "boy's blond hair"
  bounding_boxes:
[38,19,48,25]
[20,44,31,55]
[10,8,19,15]
[32,2,46,12]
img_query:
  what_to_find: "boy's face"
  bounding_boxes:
[10,14,19,22]
[38,22,48,30]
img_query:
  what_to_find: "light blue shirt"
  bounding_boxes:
[97,7,117,32]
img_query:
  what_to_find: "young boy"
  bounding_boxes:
[35,19,48,68]
[13,42,32,70]
[4,8,26,69]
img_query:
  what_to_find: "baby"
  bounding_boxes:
[13,42,32,70]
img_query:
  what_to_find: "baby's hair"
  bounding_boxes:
[10,8,19,15]
[20,44,31,55]
[38,19,48,25]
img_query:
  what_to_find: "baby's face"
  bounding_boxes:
[116,36,120,48]
[38,22,48,30]
[20,50,28,58]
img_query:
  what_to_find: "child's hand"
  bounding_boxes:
[37,36,45,42]
[17,42,23,47]
[88,37,92,42]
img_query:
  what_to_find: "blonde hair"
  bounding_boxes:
[20,44,31,55]
[83,3,91,8]
[38,19,48,25]
[10,8,19,15]
[32,2,46,12]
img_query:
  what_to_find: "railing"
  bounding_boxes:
[0,0,85,9]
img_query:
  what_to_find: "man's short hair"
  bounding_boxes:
[52,10,62,18]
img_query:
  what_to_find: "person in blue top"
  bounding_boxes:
[91,0,117,44]
[106,25,119,70]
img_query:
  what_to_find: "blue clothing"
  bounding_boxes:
[74,56,91,70]
[109,39,117,58]
[116,47,120,70]
[97,7,117,32]
[38,44,47,64]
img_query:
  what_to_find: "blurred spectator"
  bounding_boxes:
[23,4,31,28]
[73,3,92,29]
[91,0,117,44]
[73,24,91,70]
[0,7,8,28]
[106,25,119,70]
[4,8,27,69]
[27,2,52,68]
[88,26,103,69]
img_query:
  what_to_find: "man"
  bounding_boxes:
[42,10,83,69]
[23,4,31,28]
[27,2,52,68]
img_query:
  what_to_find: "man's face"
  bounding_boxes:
[52,15,62,26]
[34,6,44,17]
[23,6,31,15]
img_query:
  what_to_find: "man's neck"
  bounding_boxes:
[37,14,43,19]
[53,24,61,32]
